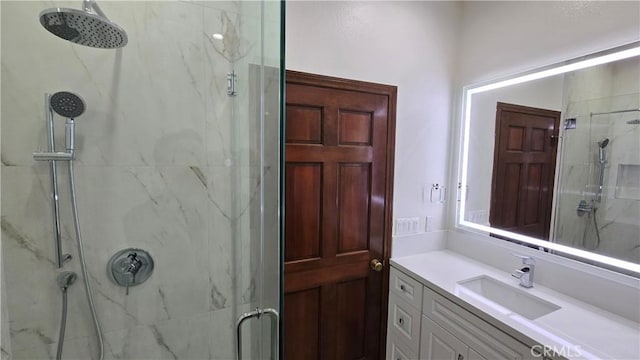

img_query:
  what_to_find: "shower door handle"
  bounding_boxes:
[236,307,279,360]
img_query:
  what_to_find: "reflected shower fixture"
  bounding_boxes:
[598,138,609,164]
[591,108,640,116]
[39,0,128,48]
[595,138,610,203]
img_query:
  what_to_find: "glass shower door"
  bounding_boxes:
[0,1,281,359]
[228,1,283,359]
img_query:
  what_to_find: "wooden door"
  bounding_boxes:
[284,71,396,360]
[489,102,561,240]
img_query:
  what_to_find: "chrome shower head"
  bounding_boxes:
[597,138,610,164]
[50,91,85,118]
[39,1,127,49]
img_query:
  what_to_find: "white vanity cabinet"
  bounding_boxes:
[386,267,424,359]
[387,266,538,360]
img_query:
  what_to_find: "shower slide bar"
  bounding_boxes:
[39,93,65,268]
[591,108,640,116]
[236,307,279,360]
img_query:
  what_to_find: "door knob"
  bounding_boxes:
[370,259,383,272]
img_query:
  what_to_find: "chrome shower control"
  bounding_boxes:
[107,248,153,291]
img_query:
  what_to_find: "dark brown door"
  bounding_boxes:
[284,71,396,360]
[489,102,561,240]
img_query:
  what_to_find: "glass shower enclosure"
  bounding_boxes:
[1,1,282,359]
[554,56,640,265]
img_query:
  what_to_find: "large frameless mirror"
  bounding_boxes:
[457,41,640,275]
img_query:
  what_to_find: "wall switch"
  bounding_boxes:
[425,216,433,232]
[409,217,419,233]
[395,217,420,235]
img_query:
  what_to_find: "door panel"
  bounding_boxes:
[285,163,323,262]
[284,71,396,360]
[285,288,321,360]
[339,110,373,145]
[285,105,323,144]
[336,279,368,359]
[338,163,371,253]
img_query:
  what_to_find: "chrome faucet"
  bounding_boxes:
[511,254,535,288]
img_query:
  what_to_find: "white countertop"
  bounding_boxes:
[391,250,640,360]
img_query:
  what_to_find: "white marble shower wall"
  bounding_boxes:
[555,57,640,263]
[1,1,280,359]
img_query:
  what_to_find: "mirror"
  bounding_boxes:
[458,42,640,274]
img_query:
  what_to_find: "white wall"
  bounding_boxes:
[286,1,462,244]
[457,1,640,86]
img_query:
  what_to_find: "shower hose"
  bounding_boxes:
[592,207,601,248]
[56,160,105,360]
[56,289,68,360]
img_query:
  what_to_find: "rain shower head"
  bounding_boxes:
[39,0,127,49]
[50,91,85,118]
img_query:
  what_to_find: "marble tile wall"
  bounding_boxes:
[1,1,280,359]
[554,57,640,264]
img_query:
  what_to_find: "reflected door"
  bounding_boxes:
[490,102,561,240]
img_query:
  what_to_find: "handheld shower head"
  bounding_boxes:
[597,138,610,165]
[39,0,127,49]
[50,91,85,119]
[50,91,85,153]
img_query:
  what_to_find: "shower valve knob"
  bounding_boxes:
[108,248,154,290]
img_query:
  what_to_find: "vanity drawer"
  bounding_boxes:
[422,286,534,360]
[386,331,419,360]
[388,292,422,355]
[390,267,423,309]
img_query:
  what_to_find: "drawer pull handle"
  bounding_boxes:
[398,317,404,325]
[400,284,406,291]
[457,354,464,360]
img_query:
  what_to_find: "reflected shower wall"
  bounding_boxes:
[1,1,281,359]
[554,57,640,264]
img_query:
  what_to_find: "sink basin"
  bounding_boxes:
[457,275,561,320]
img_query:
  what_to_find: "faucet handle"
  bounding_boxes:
[512,253,535,266]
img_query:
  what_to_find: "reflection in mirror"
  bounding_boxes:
[459,42,640,274]
[556,56,640,263]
